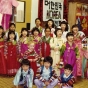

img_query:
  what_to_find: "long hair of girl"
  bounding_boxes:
[7,31,16,41]
[0,26,5,38]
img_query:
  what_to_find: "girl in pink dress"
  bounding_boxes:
[72,24,88,77]
[19,28,29,60]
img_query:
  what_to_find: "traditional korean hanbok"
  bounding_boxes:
[41,36,51,58]
[50,37,65,75]
[0,38,6,74]
[0,0,18,30]
[31,36,41,55]
[74,33,85,76]
[23,50,39,77]
[60,42,79,77]
[5,40,19,75]
[19,37,29,59]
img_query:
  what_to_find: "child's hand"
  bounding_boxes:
[58,83,62,88]
[45,81,50,86]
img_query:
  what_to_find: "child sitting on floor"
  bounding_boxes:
[13,59,34,88]
[58,64,75,88]
[34,56,58,88]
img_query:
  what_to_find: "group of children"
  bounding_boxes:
[0,18,88,88]
[14,57,75,88]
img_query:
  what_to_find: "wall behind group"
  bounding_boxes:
[16,0,31,35]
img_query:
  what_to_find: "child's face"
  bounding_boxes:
[57,30,62,37]
[35,20,41,26]
[44,62,51,69]
[33,30,39,36]
[28,43,35,51]
[0,28,3,35]
[61,24,66,31]
[22,65,29,72]
[72,27,79,34]
[48,21,53,28]
[64,69,72,76]
[22,30,27,37]
[67,36,74,42]
[10,25,15,31]
[9,33,15,40]
[45,28,51,36]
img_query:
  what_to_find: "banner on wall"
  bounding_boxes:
[43,0,64,21]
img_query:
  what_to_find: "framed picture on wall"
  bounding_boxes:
[16,1,25,22]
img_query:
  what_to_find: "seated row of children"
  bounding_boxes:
[13,57,75,88]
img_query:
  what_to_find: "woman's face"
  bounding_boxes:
[48,21,53,28]
[9,33,15,40]
[33,30,39,36]
[45,28,51,36]
[61,24,66,31]
[9,25,15,31]
[22,30,27,37]
[72,27,79,34]
[57,30,62,37]
[35,19,41,27]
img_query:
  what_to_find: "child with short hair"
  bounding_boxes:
[13,59,34,88]
[58,64,75,88]
[34,56,58,88]
[35,18,43,36]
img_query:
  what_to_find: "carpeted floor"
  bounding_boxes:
[0,76,88,88]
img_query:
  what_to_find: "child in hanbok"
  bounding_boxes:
[31,27,41,55]
[5,23,19,41]
[5,31,19,76]
[60,32,79,77]
[34,56,58,88]
[72,24,88,77]
[13,59,34,88]
[0,26,6,75]
[19,28,29,59]
[58,64,75,88]
[34,18,43,36]
[23,41,39,77]
[41,27,51,58]
[42,19,56,37]
[50,28,65,75]
[60,21,69,41]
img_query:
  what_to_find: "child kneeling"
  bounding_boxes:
[58,64,75,88]
[34,56,58,88]
[13,59,34,88]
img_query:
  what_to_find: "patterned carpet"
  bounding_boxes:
[0,76,88,88]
